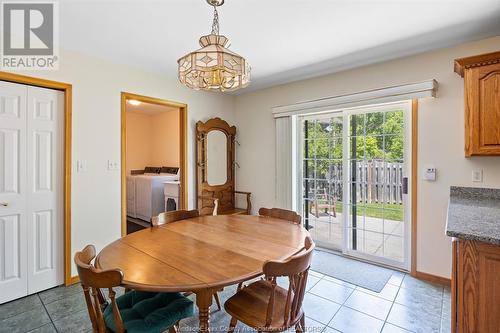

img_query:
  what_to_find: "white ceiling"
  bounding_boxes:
[60,0,500,93]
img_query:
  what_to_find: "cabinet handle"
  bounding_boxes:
[0,202,8,207]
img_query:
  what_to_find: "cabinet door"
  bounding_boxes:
[466,63,500,155]
[458,240,500,332]
[476,243,500,332]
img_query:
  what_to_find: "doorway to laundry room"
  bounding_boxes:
[121,93,187,235]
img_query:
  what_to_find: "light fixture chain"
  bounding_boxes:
[211,6,219,35]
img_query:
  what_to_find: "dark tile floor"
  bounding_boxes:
[0,265,451,333]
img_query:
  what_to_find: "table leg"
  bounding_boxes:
[195,289,213,333]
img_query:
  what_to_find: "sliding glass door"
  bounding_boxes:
[299,102,411,269]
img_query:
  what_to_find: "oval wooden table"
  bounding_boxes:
[96,214,309,333]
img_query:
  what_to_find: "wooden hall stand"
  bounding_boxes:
[96,214,309,333]
[196,118,251,215]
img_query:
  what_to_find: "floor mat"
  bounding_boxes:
[311,249,394,292]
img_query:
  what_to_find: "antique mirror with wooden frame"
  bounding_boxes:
[196,118,251,215]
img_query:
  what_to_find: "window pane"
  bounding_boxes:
[314,139,329,159]
[331,138,343,159]
[316,160,329,180]
[365,136,384,160]
[384,110,404,134]
[304,139,315,158]
[382,205,404,223]
[384,134,404,161]
[331,117,343,137]
[364,231,384,256]
[366,112,384,136]
[305,120,317,139]
[383,235,404,262]
[347,205,365,229]
[349,114,365,136]
[303,160,315,179]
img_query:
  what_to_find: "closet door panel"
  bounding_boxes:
[26,86,64,294]
[0,81,28,304]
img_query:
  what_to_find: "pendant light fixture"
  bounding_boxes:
[177,0,250,92]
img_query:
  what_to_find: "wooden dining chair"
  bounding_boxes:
[258,207,302,225]
[151,209,223,311]
[152,209,199,226]
[74,245,194,333]
[224,236,315,333]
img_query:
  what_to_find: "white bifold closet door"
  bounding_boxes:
[0,81,64,304]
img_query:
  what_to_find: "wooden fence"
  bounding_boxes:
[354,160,403,204]
[309,160,404,205]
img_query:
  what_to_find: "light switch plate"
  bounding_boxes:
[76,160,86,172]
[107,160,119,171]
[472,169,483,182]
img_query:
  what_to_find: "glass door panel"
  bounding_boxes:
[345,106,409,268]
[301,116,343,250]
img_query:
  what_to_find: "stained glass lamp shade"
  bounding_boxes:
[177,2,250,92]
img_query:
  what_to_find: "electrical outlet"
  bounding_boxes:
[472,169,483,182]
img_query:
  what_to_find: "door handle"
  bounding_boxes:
[0,202,8,207]
[402,177,408,195]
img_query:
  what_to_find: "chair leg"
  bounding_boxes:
[213,292,222,311]
[228,317,238,333]
[169,321,179,333]
[295,315,305,333]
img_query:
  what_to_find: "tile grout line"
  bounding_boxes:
[380,277,403,333]
[38,293,59,333]
[324,281,357,330]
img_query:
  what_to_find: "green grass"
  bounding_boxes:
[332,202,403,221]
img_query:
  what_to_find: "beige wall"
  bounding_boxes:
[125,112,153,173]
[234,36,500,278]
[5,49,235,276]
[150,110,180,168]
[125,110,180,174]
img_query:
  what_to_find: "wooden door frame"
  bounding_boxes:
[410,99,418,277]
[0,71,73,286]
[120,92,188,236]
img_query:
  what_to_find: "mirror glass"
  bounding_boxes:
[207,130,227,186]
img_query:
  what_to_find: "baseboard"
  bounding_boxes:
[66,275,80,286]
[414,270,451,286]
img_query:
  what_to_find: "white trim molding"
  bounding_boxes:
[272,79,437,118]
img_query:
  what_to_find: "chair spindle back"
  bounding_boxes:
[262,236,314,328]
[152,209,200,226]
[259,207,302,225]
[74,245,125,333]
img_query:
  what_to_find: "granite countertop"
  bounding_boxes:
[446,186,500,245]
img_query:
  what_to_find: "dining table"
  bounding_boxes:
[96,214,310,333]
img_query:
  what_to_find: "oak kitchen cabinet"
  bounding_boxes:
[447,186,500,333]
[451,239,500,333]
[454,51,500,156]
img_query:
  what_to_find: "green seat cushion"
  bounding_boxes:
[103,290,194,333]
